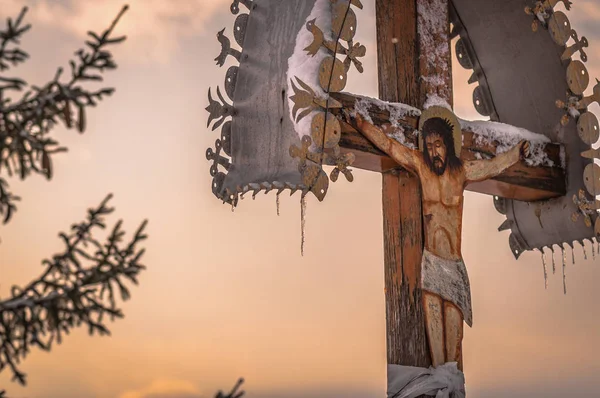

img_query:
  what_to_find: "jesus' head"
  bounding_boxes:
[421,117,462,176]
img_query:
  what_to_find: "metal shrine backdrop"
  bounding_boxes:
[451,0,599,263]
[205,0,599,277]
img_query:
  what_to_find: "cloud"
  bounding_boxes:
[119,379,203,398]
[2,0,231,63]
[574,1,600,20]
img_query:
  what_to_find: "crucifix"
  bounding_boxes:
[332,0,534,392]
[321,0,596,395]
[205,0,599,396]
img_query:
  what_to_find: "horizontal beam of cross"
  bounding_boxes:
[328,92,566,202]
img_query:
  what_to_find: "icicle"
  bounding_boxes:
[571,245,575,265]
[593,239,597,260]
[276,192,281,216]
[551,248,556,274]
[562,247,567,295]
[301,195,307,256]
[231,202,235,212]
[583,244,588,261]
[541,249,548,290]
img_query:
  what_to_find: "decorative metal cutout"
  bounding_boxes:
[230,0,253,15]
[233,14,249,46]
[526,1,572,32]
[224,66,239,100]
[206,87,234,131]
[288,0,366,200]
[215,28,242,67]
[206,139,232,177]
[450,4,499,120]
[472,85,493,117]
[512,0,600,264]
[455,38,474,69]
[288,135,328,201]
[578,79,600,109]
[572,189,596,228]
[205,3,250,206]
[449,0,600,265]
[205,0,366,208]
[548,11,571,44]
[566,60,589,96]
[289,77,342,123]
[583,163,600,196]
[577,112,600,145]
[561,30,588,62]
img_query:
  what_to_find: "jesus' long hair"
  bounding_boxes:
[421,117,463,172]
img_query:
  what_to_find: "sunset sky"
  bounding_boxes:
[1,1,599,397]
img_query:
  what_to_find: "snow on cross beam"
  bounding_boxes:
[328,92,566,202]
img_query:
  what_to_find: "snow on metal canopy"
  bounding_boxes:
[205,0,365,206]
[450,0,600,260]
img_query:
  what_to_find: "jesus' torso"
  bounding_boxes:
[415,155,466,262]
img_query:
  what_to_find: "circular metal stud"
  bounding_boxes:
[311,112,341,149]
[224,66,239,100]
[212,172,227,197]
[319,56,347,93]
[473,85,492,117]
[221,121,232,156]
[332,3,357,42]
[577,112,600,145]
[494,196,507,215]
[583,163,600,195]
[455,38,473,69]
[233,14,249,47]
[548,11,572,46]
[567,60,590,96]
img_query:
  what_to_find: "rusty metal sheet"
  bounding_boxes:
[206,0,365,205]
[206,0,318,204]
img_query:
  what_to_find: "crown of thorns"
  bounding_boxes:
[418,106,462,156]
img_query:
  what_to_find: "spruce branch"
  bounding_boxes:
[216,378,245,398]
[0,194,148,387]
[0,7,30,72]
[0,5,128,225]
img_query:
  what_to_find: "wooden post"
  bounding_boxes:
[377,0,453,384]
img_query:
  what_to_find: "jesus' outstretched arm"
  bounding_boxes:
[343,111,422,174]
[464,140,531,183]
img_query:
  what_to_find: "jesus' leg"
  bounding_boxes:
[423,292,445,367]
[443,301,464,370]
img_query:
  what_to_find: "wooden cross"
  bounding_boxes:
[323,0,566,391]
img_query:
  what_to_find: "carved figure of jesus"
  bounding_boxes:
[345,107,530,369]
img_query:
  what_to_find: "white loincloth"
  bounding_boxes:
[421,249,473,327]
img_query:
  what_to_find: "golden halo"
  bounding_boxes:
[418,106,462,157]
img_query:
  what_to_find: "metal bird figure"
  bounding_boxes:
[304,19,324,56]
[215,28,241,67]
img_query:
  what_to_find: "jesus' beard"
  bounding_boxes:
[431,156,447,176]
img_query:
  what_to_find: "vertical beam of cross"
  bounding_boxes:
[376,0,453,385]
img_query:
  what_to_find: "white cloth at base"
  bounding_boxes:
[387,362,466,398]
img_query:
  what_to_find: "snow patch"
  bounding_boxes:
[460,119,554,167]
[352,95,420,148]
[352,95,421,121]
[344,93,558,167]
[286,0,333,139]
[424,93,452,110]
